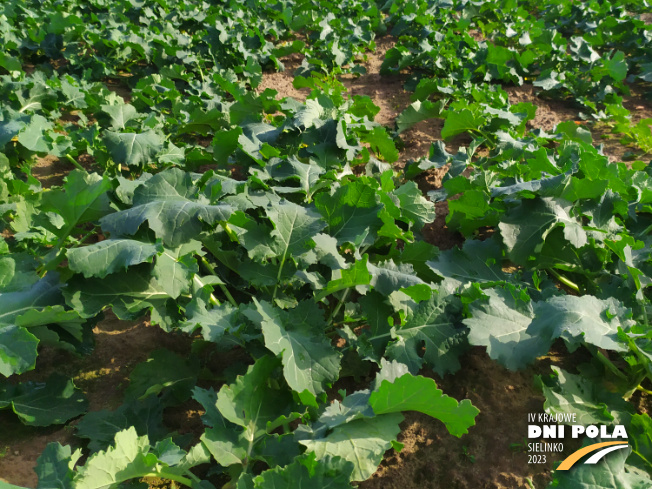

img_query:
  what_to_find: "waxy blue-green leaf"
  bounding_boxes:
[35,442,81,489]
[529,295,632,353]
[246,300,341,400]
[314,181,384,247]
[0,325,39,377]
[252,453,354,488]
[0,375,87,426]
[41,171,113,239]
[64,267,170,319]
[538,367,632,426]
[152,241,201,299]
[100,104,139,130]
[215,355,293,434]
[464,287,551,370]
[300,414,403,482]
[67,239,162,279]
[427,239,507,294]
[103,130,164,168]
[385,293,467,376]
[100,169,232,247]
[396,99,446,134]
[498,197,587,265]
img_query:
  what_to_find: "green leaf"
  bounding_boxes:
[18,115,53,153]
[152,242,201,299]
[464,287,551,370]
[64,267,170,319]
[75,397,166,452]
[364,126,398,162]
[247,300,341,400]
[0,274,62,327]
[73,427,158,489]
[396,100,446,134]
[385,293,467,376]
[427,239,507,293]
[125,349,198,404]
[393,181,436,229]
[315,255,371,300]
[369,373,479,437]
[67,239,162,278]
[215,355,293,434]
[266,200,326,261]
[252,453,354,488]
[41,171,113,240]
[529,295,632,352]
[103,130,164,168]
[441,108,485,140]
[100,169,232,247]
[101,104,140,130]
[0,325,39,377]
[498,197,587,265]
[538,367,631,426]
[0,375,87,426]
[315,181,384,247]
[629,414,652,472]
[35,442,81,489]
[300,414,403,482]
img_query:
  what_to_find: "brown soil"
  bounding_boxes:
[0,313,185,487]
[31,155,75,189]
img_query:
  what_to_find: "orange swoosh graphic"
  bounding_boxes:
[557,441,629,470]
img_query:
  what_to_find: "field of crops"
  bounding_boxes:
[1,0,652,488]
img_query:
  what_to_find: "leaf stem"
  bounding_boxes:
[142,470,193,487]
[327,288,350,326]
[200,256,238,307]
[636,385,652,396]
[193,275,220,307]
[547,268,580,293]
[64,154,86,172]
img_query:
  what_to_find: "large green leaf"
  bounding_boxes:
[529,295,632,352]
[152,241,201,299]
[64,267,170,319]
[73,428,158,489]
[396,100,446,134]
[498,197,587,265]
[252,454,354,488]
[314,181,384,247]
[300,414,403,482]
[103,130,164,168]
[67,239,162,278]
[538,367,632,426]
[0,325,39,377]
[441,108,485,140]
[215,355,293,435]
[369,373,479,437]
[41,171,113,240]
[246,300,341,401]
[0,375,87,426]
[265,199,326,261]
[464,287,551,370]
[100,169,232,247]
[385,293,467,375]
